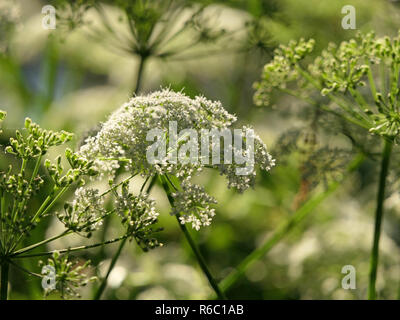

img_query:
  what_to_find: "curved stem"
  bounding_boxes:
[176,214,227,300]
[160,175,227,300]
[133,55,146,94]
[1,260,9,300]
[8,259,43,278]
[30,186,69,226]
[219,154,365,294]
[11,230,72,257]
[93,175,157,300]
[368,138,393,300]
[12,186,70,252]
[13,234,130,259]
[94,237,127,300]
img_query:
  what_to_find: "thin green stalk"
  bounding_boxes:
[15,155,43,225]
[368,139,393,300]
[13,234,130,259]
[29,186,68,226]
[37,187,69,220]
[11,230,72,257]
[20,158,27,175]
[160,175,227,300]
[10,159,28,224]
[219,154,365,294]
[8,260,43,278]
[365,60,377,101]
[100,173,138,198]
[133,55,146,94]
[380,63,387,99]
[93,175,157,300]
[12,186,69,252]
[1,260,9,300]
[94,237,127,300]
[176,213,227,300]
[0,190,5,254]
[29,155,42,186]
[294,65,371,130]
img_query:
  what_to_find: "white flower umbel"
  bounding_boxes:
[172,180,217,231]
[58,187,105,237]
[115,182,161,251]
[80,89,275,229]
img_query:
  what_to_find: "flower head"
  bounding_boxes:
[255,31,400,143]
[58,187,105,237]
[80,89,274,229]
[115,182,162,251]
[39,251,97,299]
[172,180,217,231]
[80,89,274,187]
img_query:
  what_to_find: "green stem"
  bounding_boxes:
[366,60,377,101]
[1,260,9,300]
[11,230,72,257]
[94,237,127,300]
[20,158,27,175]
[0,190,5,254]
[160,175,227,300]
[294,65,371,129]
[30,155,42,185]
[176,214,227,300]
[133,55,146,94]
[219,154,365,294]
[368,139,393,300]
[38,187,69,219]
[8,260,43,278]
[12,186,69,252]
[29,186,68,226]
[13,234,130,259]
[93,175,157,300]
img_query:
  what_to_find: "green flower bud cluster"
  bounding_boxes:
[254,39,315,106]
[255,31,400,142]
[45,148,99,188]
[39,251,97,299]
[0,111,6,134]
[310,38,370,96]
[0,113,79,252]
[0,167,43,202]
[5,118,73,160]
[0,111,101,262]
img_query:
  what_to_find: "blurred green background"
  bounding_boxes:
[2,0,400,299]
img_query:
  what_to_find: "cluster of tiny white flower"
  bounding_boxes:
[79,89,274,188]
[115,183,161,250]
[171,180,217,230]
[215,126,275,192]
[79,89,237,178]
[79,89,275,229]
[58,187,105,236]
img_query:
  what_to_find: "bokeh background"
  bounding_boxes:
[2,0,400,299]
